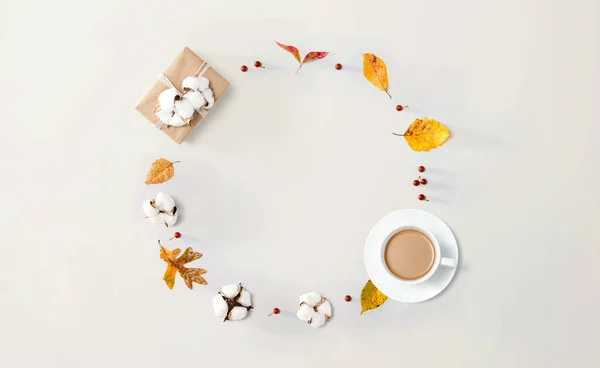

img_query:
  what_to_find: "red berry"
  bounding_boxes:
[335,63,342,70]
[344,295,352,302]
[420,178,427,185]
[241,65,248,72]
[418,194,426,201]
[412,180,420,186]
[418,166,425,172]
[269,308,280,316]
[396,105,403,111]
[254,61,262,68]
[170,232,181,240]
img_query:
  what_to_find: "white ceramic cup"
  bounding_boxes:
[381,225,457,285]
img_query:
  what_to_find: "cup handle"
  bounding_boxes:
[440,257,457,268]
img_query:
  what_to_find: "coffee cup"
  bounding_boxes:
[382,225,456,285]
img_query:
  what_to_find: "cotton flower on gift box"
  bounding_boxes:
[136,47,229,144]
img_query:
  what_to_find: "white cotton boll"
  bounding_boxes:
[237,289,252,307]
[203,90,214,109]
[147,213,165,224]
[317,300,332,319]
[155,192,175,212]
[142,200,159,217]
[158,88,179,111]
[299,292,322,307]
[309,312,326,328]
[155,108,174,124]
[174,100,194,119]
[296,304,315,322]
[202,88,213,99]
[168,114,186,127]
[198,77,210,92]
[182,76,201,91]
[213,295,228,319]
[184,91,206,110]
[220,284,241,299]
[164,212,178,227]
[228,306,248,321]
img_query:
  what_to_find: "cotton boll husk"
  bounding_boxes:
[213,295,228,318]
[228,306,248,321]
[299,292,322,306]
[155,108,174,124]
[237,289,252,307]
[155,192,175,212]
[164,212,178,227]
[184,91,206,110]
[158,88,179,111]
[174,100,194,119]
[309,312,325,328]
[317,300,332,319]
[198,77,210,92]
[182,76,201,91]
[168,114,186,127]
[220,284,241,299]
[296,303,315,321]
[142,200,159,217]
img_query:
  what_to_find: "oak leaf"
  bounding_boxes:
[159,241,207,289]
[360,279,388,314]
[394,118,450,152]
[362,53,391,98]
[145,158,178,184]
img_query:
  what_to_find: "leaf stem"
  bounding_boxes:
[295,63,303,74]
[385,90,392,99]
[392,133,404,136]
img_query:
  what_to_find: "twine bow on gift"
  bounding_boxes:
[154,61,214,129]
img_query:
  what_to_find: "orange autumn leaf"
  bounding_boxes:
[275,41,301,64]
[362,53,391,98]
[159,241,207,290]
[145,158,178,184]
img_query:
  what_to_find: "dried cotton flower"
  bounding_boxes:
[296,292,332,328]
[142,192,178,227]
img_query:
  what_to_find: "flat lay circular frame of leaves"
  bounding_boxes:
[144,42,452,317]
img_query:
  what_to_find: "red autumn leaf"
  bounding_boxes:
[275,41,301,64]
[302,51,329,64]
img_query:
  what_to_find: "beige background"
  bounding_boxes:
[1,0,598,367]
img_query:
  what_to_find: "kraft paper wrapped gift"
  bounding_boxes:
[135,47,229,144]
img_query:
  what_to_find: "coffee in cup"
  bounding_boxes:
[384,229,436,281]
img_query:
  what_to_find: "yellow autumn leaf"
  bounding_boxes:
[394,118,450,152]
[360,279,388,314]
[362,53,391,98]
[159,241,207,290]
[145,158,178,184]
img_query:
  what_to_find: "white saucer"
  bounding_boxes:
[364,209,459,303]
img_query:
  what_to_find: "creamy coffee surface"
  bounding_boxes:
[384,230,435,280]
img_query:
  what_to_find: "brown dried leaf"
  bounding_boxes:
[145,158,177,184]
[159,241,207,289]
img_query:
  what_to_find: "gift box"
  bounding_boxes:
[135,47,229,144]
